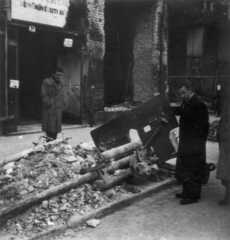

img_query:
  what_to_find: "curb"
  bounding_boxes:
[28,178,177,240]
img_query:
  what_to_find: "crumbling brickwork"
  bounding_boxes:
[133,0,165,103]
[87,0,105,109]
[133,6,156,103]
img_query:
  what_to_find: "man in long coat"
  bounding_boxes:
[216,87,230,205]
[172,82,209,205]
[41,66,65,141]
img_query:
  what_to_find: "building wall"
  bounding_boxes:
[133,6,154,102]
[103,0,167,105]
[87,0,105,110]
[133,0,165,103]
[0,0,105,135]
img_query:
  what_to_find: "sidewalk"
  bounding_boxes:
[5,123,85,136]
[0,112,220,160]
[0,125,95,162]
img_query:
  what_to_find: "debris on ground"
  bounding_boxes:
[0,141,99,208]
[86,219,100,228]
[0,138,173,237]
[104,102,133,112]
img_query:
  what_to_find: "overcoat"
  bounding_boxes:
[173,94,209,182]
[216,100,230,181]
[41,77,65,133]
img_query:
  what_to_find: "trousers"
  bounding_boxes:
[46,131,58,141]
[183,179,202,199]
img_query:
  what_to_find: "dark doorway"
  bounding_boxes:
[18,27,59,123]
[104,0,136,106]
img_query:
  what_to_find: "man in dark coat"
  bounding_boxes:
[41,66,65,141]
[172,82,209,205]
[216,86,230,205]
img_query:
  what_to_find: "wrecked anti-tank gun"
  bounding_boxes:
[90,93,215,183]
[90,94,179,179]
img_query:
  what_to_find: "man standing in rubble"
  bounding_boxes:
[41,66,65,141]
[172,81,209,205]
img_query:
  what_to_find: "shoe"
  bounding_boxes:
[218,198,229,206]
[175,193,186,199]
[180,198,198,205]
[176,193,201,199]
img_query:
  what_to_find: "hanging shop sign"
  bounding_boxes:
[11,0,70,28]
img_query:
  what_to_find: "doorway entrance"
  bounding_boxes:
[7,25,84,132]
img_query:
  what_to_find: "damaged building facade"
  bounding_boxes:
[104,0,230,107]
[104,0,168,104]
[167,0,230,109]
[0,0,105,134]
[0,0,230,135]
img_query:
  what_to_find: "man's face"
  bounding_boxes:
[178,86,192,102]
[53,71,62,82]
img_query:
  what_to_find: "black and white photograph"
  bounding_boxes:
[0,0,229,239]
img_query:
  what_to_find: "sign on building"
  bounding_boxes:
[11,0,70,28]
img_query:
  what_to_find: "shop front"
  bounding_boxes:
[0,0,90,134]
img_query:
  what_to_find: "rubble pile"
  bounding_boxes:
[207,120,219,142]
[0,141,100,208]
[2,184,122,235]
[0,138,172,236]
[0,141,120,234]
